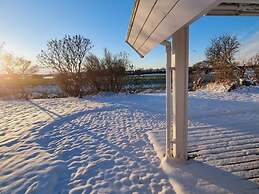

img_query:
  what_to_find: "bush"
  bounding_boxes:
[206,35,240,83]
[38,35,129,96]
[38,34,93,97]
[85,49,129,93]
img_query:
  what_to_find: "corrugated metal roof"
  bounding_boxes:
[126,0,259,57]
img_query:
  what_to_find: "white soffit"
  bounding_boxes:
[126,0,259,57]
[126,0,222,57]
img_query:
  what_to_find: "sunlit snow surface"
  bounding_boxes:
[0,96,173,194]
[1,87,259,193]
[149,86,259,194]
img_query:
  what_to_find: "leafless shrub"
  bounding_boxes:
[85,49,129,93]
[0,52,38,98]
[16,57,38,77]
[85,54,104,92]
[247,54,259,82]
[206,35,240,83]
[191,68,206,90]
[2,53,15,76]
[38,34,93,97]
[101,49,128,93]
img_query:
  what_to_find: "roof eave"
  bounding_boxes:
[125,40,144,58]
[125,0,140,43]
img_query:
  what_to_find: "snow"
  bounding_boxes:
[0,96,173,194]
[148,86,259,193]
[0,84,63,100]
[1,87,259,193]
[198,82,232,92]
[25,85,61,95]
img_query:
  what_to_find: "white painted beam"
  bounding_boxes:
[161,40,173,159]
[172,27,189,161]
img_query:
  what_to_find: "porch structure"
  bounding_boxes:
[126,0,259,162]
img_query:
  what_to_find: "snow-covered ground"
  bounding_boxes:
[0,96,173,194]
[149,86,259,193]
[0,87,259,193]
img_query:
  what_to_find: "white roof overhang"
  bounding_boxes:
[126,0,259,57]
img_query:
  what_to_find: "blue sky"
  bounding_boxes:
[0,0,259,69]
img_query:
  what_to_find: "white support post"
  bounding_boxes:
[161,40,172,159]
[172,26,189,161]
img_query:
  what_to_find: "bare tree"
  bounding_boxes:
[85,54,103,92]
[101,49,128,92]
[2,53,37,77]
[85,49,129,93]
[247,54,259,81]
[190,61,210,90]
[1,52,38,98]
[16,57,38,77]
[2,53,16,76]
[248,54,259,66]
[206,35,240,82]
[38,35,93,97]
